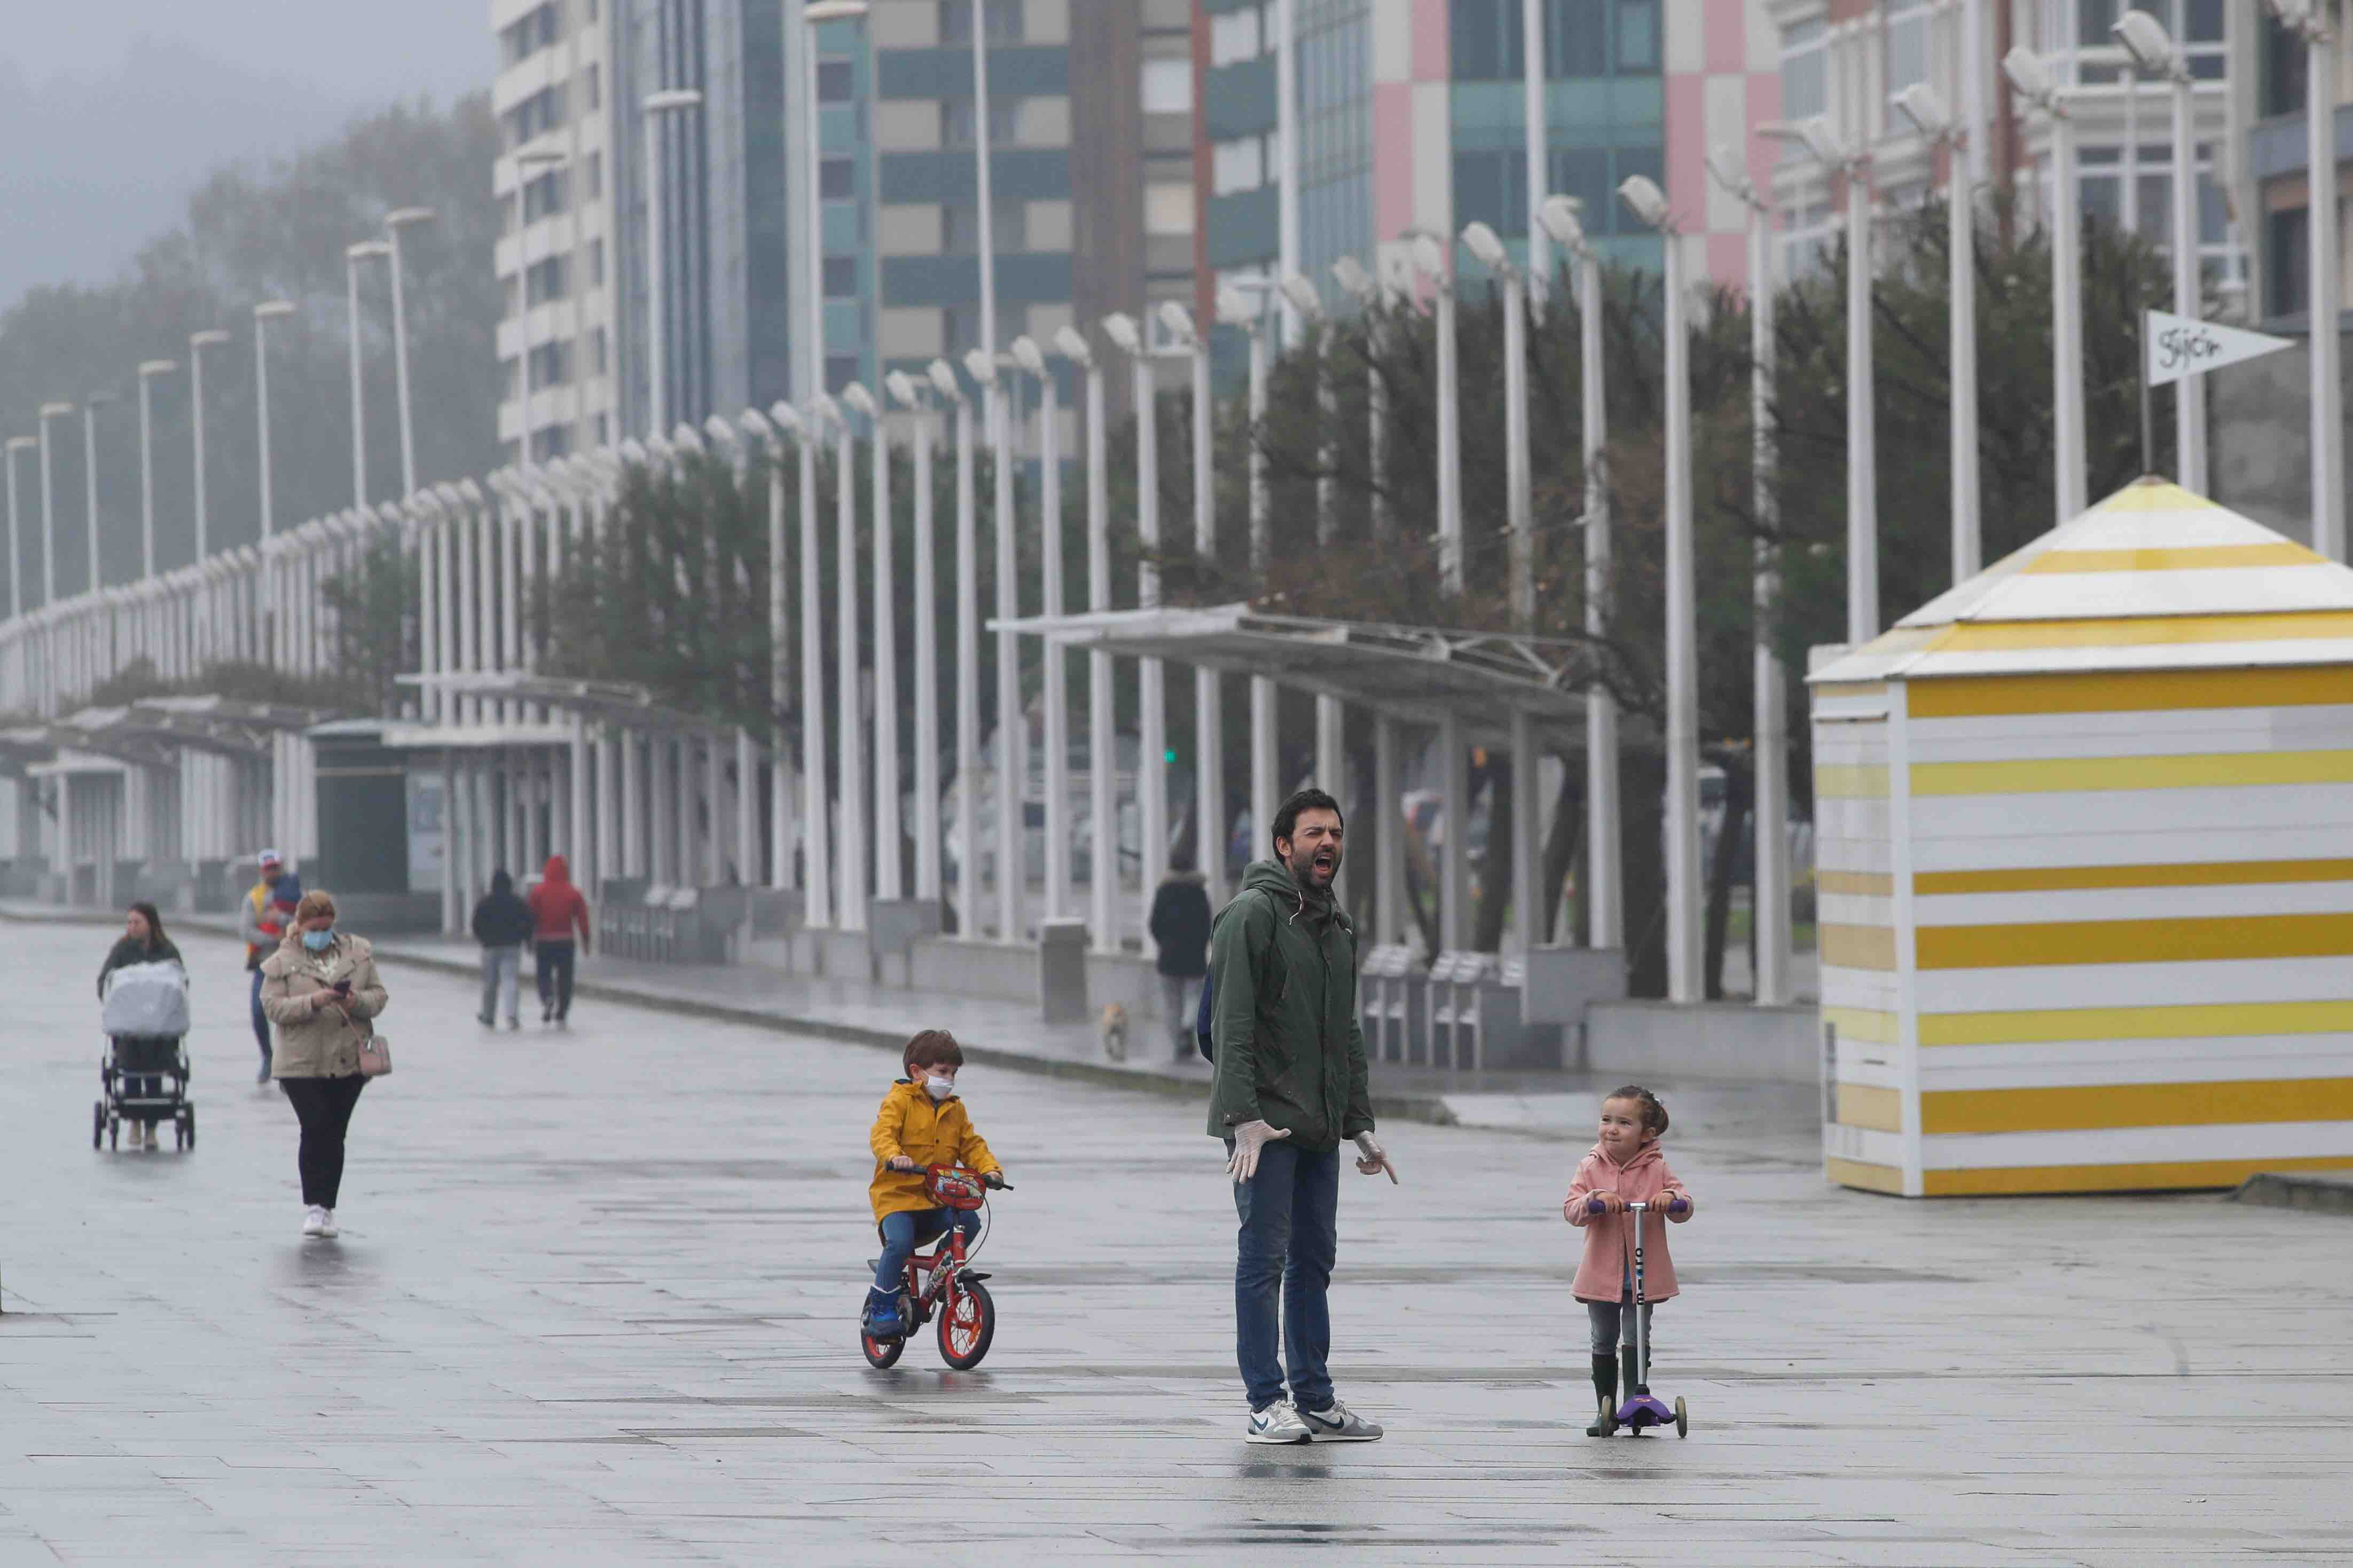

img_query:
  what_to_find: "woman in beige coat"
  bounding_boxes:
[260,890,388,1239]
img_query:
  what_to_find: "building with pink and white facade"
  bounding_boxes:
[1197,0,1781,314]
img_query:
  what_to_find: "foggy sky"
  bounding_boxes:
[0,2,489,309]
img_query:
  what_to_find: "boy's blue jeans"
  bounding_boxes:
[873,1207,981,1294]
[1230,1138,1340,1414]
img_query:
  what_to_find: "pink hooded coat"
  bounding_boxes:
[1563,1142,1692,1304]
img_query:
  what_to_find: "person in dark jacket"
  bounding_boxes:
[100,902,185,1147]
[470,869,535,1029]
[1208,787,1397,1447]
[1147,850,1213,1060]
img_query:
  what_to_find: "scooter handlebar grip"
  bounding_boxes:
[1667,1197,1690,1216]
[1586,1196,1607,1216]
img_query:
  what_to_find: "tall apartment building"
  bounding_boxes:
[2235,8,2353,328]
[1764,2,2233,285]
[491,0,1196,450]
[1199,0,1781,337]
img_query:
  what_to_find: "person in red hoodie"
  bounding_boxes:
[525,854,592,1026]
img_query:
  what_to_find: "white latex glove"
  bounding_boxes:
[1225,1120,1291,1183]
[1354,1132,1398,1184]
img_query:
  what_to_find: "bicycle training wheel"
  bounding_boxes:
[937,1278,995,1369]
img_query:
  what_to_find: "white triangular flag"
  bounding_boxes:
[2145,309,2294,387]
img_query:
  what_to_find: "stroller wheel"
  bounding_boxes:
[107,1117,119,1151]
[183,1107,196,1150]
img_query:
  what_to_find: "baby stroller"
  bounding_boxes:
[95,960,195,1152]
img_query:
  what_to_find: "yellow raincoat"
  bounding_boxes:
[868,1078,1000,1223]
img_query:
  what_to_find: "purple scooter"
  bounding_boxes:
[1586,1195,1689,1438]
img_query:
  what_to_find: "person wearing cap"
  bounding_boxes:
[240,850,293,1083]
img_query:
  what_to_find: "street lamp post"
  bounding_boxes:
[965,348,1022,940]
[1618,174,1703,1004]
[1461,221,1534,627]
[888,372,944,903]
[383,207,435,498]
[1538,195,1621,953]
[37,402,72,712]
[345,241,390,507]
[929,359,982,939]
[1217,285,1281,876]
[821,390,865,931]
[1101,313,1169,937]
[2114,9,2204,493]
[2269,0,2344,559]
[844,381,901,903]
[1892,86,1980,583]
[81,393,117,692]
[1407,229,1464,595]
[743,404,799,891]
[2002,50,2087,524]
[1013,336,1071,924]
[189,329,230,567]
[1053,326,1115,949]
[1156,301,1223,905]
[5,436,32,621]
[1705,145,1793,1007]
[1281,274,1346,892]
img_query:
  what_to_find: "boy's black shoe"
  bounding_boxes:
[1586,1353,1618,1436]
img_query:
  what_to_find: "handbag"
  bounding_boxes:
[358,1032,393,1076]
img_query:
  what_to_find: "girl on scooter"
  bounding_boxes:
[1564,1086,1695,1437]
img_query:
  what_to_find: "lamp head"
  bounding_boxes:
[2111,9,2177,74]
[254,300,296,321]
[385,207,435,230]
[804,0,870,20]
[643,88,704,113]
[840,382,877,417]
[618,438,649,463]
[1280,274,1323,321]
[927,360,963,400]
[886,370,924,407]
[671,424,705,453]
[1214,285,1257,328]
[1052,325,1093,366]
[809,393,841,427]
[1460,220,1509,271]
[346,240,392,262]
[1155,300,1196,344]
[4,437,35,453]
[1408,229,1448,279]
[1330,254,1376,303]
[2002,45,2055,102]
[1101,312,1142,354]
[703,415,739,446]
[962,349,997,384]
[39,402,74,419]
[766,401,804,435]
[736,407,775,445]
[646,435,677,461]
[1617,175,1672,232]
[138,360,178,379]
[1703,143,1752,199]
[1893,83,1951,138]
[1010,335,1047,377]
[449,479,481,505]
[190,329,231,349]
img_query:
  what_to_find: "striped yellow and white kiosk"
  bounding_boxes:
[1809,478,2353,1196]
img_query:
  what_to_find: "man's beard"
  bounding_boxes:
[1298,849,1339,886]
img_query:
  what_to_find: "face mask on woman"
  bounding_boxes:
[301,928,334,952]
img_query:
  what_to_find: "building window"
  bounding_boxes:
[940,0,1023,46]
[2268,204,2309,320]
[522,168,569,224]
[589,238,606,287]
[586,151,603,199]
[1779,19,1825,162]
[1614,0,1658,70]
[1884,0,1930,100]
[591,326,608,374]
[2077,141,2231,274]
[820,157,856,200]
[2071,0,2224,84]
[819,60,854,103]
[499,2,562,68]
[943,201,1026,254]
[584,62,601,111]
[525,255,569,307]
[1543,144,1661,238]
[825,353,862,393]
[823,256,859,297]
[944,304,981,356]
[595,413,609,445]
[502,83,567,149]
[1451,1,1658,81]
[1141,57,1190,115]
[942,98,1022,148]
[1213,135,1266,196]
[528,338,575,389]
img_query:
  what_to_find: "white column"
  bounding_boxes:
[734,728,757,889]
[1438,713,1465,954]
[1510,709,1540,955]
[952,392,981,940]
[989,375,1021,940]
[909,397,942,902]
[766,435,794,890]
[622,731,645,877]
[2169,66,2204,494]
[705,732,726,885]
[798,426,831,927]
[1843,153,1879,640]
[2051,102,2087,522]
[1580,254,1622,951]
[1034,353,1070,922]
[1131,345,1168,955]
[1245,320,1276,884]
[2308,19,2344,560]
[868,402,901,901]
[1188,335,1222,905]
[834,416,867,931]
[1751,188,1793,1007]
[1082,353,1115,952]
[1660,231,1703,1004]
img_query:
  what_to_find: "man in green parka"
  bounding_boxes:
[1208,786,1399,1446]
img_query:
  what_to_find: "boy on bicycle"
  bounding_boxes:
[864,1029,1006,1337]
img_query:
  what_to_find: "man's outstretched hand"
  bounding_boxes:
[1226,1120,1291,1183]
[1353,1132,1399,1185]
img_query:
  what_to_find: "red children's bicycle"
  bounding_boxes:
[861,1164,1007,1370]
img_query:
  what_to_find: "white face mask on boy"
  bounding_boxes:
[924,1075,955,1101]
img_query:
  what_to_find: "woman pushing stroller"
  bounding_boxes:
[97,902,190,1152]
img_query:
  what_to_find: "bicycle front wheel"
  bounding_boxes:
[937,1278,995,1369]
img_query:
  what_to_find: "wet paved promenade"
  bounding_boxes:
[1,923,2345,1564]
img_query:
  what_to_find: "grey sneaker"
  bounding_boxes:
[1300,1400,1383,1442]
[1244,1399,1312,1445]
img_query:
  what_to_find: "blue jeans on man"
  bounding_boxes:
[872,1206,981,1294]
[1231,1138,1340,1413]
